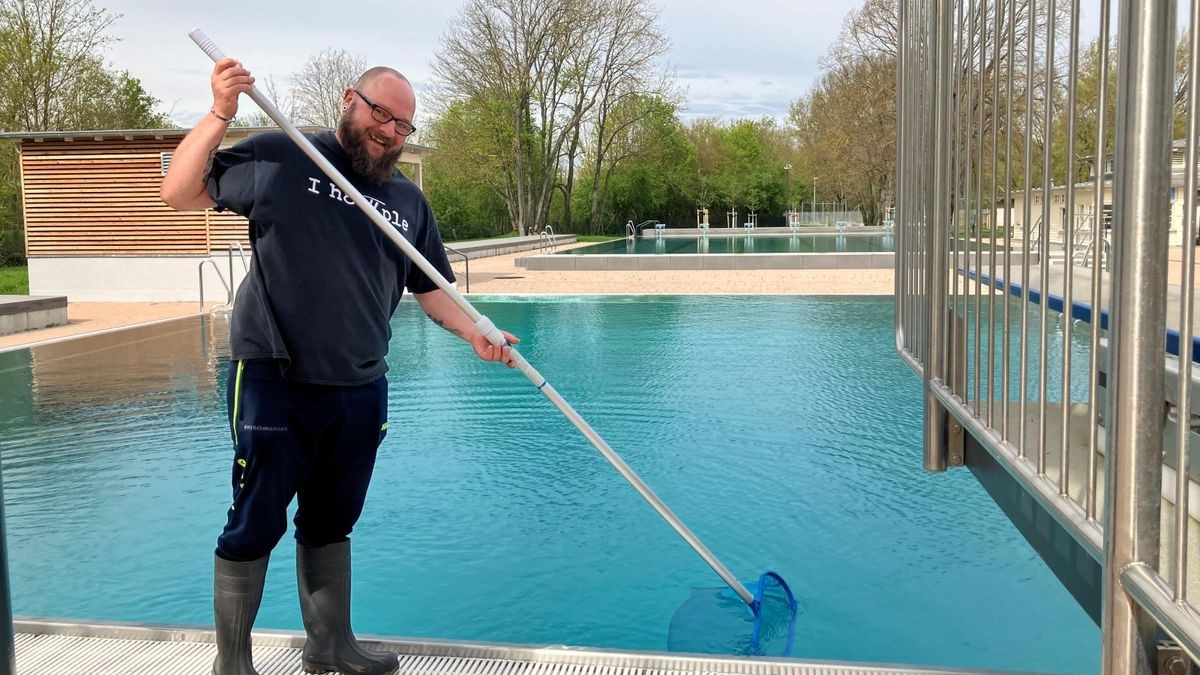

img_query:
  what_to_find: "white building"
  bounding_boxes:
[993,139,1194,249]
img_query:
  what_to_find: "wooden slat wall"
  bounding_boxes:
[21,138,250,256]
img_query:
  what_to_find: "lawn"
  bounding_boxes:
[0,266,28,295]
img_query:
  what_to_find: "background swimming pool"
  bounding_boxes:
[563,234,894,254]
[0,296,1097,673]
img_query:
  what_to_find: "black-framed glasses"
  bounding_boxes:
[353,90,416,136]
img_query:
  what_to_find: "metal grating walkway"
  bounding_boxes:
[12,620,1023,675]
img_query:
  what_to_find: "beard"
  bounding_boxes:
[338,102,405,183]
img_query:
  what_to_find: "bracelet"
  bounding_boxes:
[210,108,235,123]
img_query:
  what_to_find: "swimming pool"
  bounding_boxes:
[0,296,1097,673]
[564,234,895,255]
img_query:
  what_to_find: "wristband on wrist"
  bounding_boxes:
[210,108,234,123]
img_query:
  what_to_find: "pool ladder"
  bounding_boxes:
[198,242,249,313]
[539,225,559,252]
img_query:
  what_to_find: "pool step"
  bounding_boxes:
[13,619,1029,675]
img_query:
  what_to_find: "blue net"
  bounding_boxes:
[666,571,798,657]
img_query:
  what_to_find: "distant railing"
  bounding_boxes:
[634,220,660,237]
[444,246,470,294]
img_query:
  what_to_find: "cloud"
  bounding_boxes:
[93,0,849,127]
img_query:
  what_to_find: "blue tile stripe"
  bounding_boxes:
[960,267,1200,363]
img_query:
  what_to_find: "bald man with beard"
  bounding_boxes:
[162,59,519,675]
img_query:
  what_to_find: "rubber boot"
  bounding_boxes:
[213,553,269,675]
[297,540,399,675]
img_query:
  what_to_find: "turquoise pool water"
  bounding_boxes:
[0,296,1097,673]
[563,234,894,255]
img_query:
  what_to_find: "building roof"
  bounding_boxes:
[0,127,436,153]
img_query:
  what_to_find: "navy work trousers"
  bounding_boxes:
[217,359,389,562]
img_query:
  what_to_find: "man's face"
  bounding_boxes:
[337,76,416,183]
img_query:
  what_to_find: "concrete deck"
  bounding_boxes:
[13,620,1026,675]
[0,295,67,337]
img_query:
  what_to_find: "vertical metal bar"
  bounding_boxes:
[1101,0,1175,672]
[964,0,975,405]
[1173,0,1200,604]
[953,0,966,387]
[919,0,931,367]
[1059,0,1081,498]
[904,0,914,358]
[921,0,929,364]
[1003,0,1017,439]
[927,0,955,472]
[1018,0,1037,459]
[907,0,918,361]
[0,461,13,675]
[1087,0,1112,522]
[987,0,1004,429]
[897,0,908,351]
[913,0,923,363]
[975,0,989,412]
[1037,0,1056,477]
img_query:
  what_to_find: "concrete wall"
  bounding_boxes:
[0,295,68,337]
[29,256,252,302]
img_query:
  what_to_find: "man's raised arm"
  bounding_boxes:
[160,58,254,210]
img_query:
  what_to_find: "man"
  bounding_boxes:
[161,58,518,675]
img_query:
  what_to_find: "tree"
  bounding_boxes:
[0,0,172,266]
[578,0,672,233]
[290,48,365,128]
[0,0,118,131]
[423,97,516,240]
[0,144,20,265]
[800,0,1071,225]
[791,58,895,226]
[582,95,692,232]
[232,76,288,128]
[599,96,695,229]
[431,0,673,235]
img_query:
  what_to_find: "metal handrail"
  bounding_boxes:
[224,242,249,308]
[634,220,660,237]
[444,245,470,294]
[1077,236,1110,270]
[229,241,249,274]
[198,258,232,312]
[626,220,635,239]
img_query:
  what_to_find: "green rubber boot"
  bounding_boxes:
[213,553,269,675]
[297,540,399,675]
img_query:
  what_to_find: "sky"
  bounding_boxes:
[90,0,853,128]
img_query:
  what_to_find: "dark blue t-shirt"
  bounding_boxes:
[207,130,454,385]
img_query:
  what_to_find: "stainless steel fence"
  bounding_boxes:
[896,0,1200,671]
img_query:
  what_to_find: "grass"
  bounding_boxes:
[957,227,1008,238]
[575,235,621,242]
[0,266,28,295]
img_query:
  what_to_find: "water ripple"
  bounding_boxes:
[0,297,1096,674]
